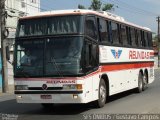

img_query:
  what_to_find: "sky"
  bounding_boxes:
[40,0,160,34]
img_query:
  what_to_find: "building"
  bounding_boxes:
[4,0,40,92]
[5,0,40,29]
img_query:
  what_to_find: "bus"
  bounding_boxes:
[14,9,154,108]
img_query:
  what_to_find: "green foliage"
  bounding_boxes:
[78,4,86,9]
[90,0,102,11]
[102,4,114,11]
[78,0,114,11]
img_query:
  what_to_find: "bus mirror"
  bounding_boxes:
[6,46,10,61]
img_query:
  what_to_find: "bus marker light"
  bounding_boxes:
[73,94,78,99]
[17,95,22,99]
[76,84,82,90]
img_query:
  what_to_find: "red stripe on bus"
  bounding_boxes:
[150,52,154,56]
[101,62,154,72]
[14,77,80,81]
[14,62,154,81]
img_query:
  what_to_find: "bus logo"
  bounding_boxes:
[42,84,48,90]
[111,49,122,59]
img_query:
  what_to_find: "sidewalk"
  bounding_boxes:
[0,93,15,102]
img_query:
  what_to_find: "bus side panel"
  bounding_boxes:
[99,45,154,96]
[80,73,100,103]
[91,73,100,101]
[106,69,138,96]
[83,76,93,103]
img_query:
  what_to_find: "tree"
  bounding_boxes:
[90,0,102,11]
[78,0,114,11]
[102,4,114,11]
[78,4,85,9]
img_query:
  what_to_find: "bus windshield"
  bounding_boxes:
[17,15,83,37]
[15,37,83,77]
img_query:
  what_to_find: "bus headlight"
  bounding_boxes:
[15,85,28,90]
[63,84,82,90]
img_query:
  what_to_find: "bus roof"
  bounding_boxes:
[20,9,151,32]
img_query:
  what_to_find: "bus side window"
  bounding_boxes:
[84,41,92,69]
[141,31,145,47]
[111,21,119,45]
[118,25,123,45]
[85,16,98,40]
[135,29,138,46]
[144,32,149,47]
[121,25,127,46]
[126,27,131,46]
[137,30,141,47]
[84,41,98,72]
[131,28,136,47]
[92,44,99,67]
[148,32,153,47]
[98,18,110,44]
[108,21,113,43]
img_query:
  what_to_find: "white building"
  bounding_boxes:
[5,0,40,29]
[5,0,40,92]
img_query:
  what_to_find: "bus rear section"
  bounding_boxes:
[99,45,154,95]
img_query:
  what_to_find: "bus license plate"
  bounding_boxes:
[41,95,52,99]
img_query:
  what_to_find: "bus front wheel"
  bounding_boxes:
[95,78,107,108]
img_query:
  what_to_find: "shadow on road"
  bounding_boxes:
[0,89,137,115]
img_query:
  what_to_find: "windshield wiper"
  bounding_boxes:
[48,57,64,78]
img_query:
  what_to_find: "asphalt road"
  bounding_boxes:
[0,69,160,120]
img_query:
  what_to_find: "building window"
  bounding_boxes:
[31,0,36,3]
[21,0,25,8]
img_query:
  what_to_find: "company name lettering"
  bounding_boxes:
[129,50,150,59]
[47,80,75,84]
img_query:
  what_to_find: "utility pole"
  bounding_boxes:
[0,0,9,93]
[157,16,160,67]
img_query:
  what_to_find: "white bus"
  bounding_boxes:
[14,9,154,108]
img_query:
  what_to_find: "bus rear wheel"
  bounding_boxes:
[136,72,143,93]
[95,78,107,108]
[142,72,148,91]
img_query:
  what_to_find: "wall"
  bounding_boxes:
[7,53,14,93]
[0,52,2,93]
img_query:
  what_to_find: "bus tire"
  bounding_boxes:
[95,78,107,108]
[142,72,148,91]
[136,72,143,93]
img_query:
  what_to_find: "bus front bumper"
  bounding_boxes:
[15,90,85,103]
